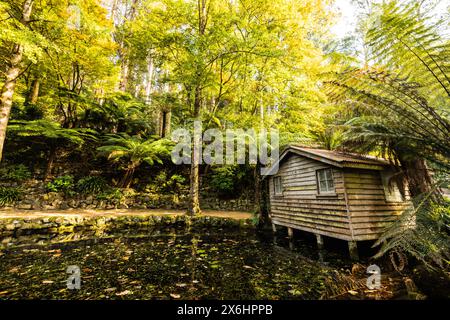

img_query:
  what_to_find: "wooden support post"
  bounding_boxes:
[316,234,324,250]
[287,227,293,239]
[272,223,277,233]
[348,241,359,261]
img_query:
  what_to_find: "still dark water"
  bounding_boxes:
[0,227,369,300]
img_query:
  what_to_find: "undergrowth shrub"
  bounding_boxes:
[46,175,75,196]
[77,176,108,194]
[0,164,32,182]
[0,186,22,206]
[96,188,125,203]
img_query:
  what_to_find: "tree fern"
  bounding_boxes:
[325,1,450,271]
[373,183,450,272]
[97,133,173,188]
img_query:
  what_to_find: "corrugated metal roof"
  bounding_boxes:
[262,145,393,177]
[290,146,391,166]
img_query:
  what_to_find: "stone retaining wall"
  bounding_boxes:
[0,214,254,248]
[1,183,255,212]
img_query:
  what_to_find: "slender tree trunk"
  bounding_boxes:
[254,163,262,217]
[119,167,135,188]
[110,0,119,21]
[0,0,34,162]
[158,110,172,138]
[144,55,154,104]
[158,110,164,137]
[188,0,207,216]
[189,162,201,215]
[164,110,171,137]
[27,78,40,105]
[188,108,201,216]
[44,146,57,181]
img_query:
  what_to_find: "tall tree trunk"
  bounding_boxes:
[254,163,262,218]
[254,163,270,228]
[164,110,171,137]
[189,161,201,215]
[188,0,207,216]
[0,0,34,162]
[27,78,40,105]
[158,110,172,138]
[144,55,154,104]
[188,110,201,216]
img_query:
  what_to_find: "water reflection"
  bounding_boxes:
[0,226,355,300]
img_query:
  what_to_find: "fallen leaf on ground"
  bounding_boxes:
[116,290,132,296]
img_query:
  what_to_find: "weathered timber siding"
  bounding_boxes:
[269,154,353,240]
[343,169,412,241]
[268,154,413,242]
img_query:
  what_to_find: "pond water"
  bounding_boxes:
[0,226,389,300]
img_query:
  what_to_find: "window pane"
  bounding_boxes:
[318,170,325,181]
[327,177,334,188]
[274,177,282,194]
[317,169,334,193]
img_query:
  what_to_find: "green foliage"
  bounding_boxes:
[146,172,187,194]
[210,166,236,195]
[0,164,32,182]
[76,176,108,195]
[0,186,22,206]
[209,166,249,197]
[325,1,450,171]
[96,188,125,203]
[46,175,75,196]
[374,187,450,273]
[325,1,450,270]
[97,133,172,170]
[167,174,187,193]
[97,133,174,187]
[84,93,154,135]
[7,120,96,147]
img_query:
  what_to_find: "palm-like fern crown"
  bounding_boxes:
[367,2,450,100]
[325,1,450,170]
[7,120,96,146]
[324,1,450,272]
[97,133,172,168]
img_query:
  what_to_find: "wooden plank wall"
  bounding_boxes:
[344,168,412,241]
[269,154,353,241]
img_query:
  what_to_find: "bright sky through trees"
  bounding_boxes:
[331,0,449,39]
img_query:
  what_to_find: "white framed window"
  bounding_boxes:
[317,168,335,194]
[273,176,283,195]
[381,170,404,202]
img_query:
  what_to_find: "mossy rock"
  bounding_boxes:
[58,225,75,233]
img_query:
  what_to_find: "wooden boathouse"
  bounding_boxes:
[265,146,412,259]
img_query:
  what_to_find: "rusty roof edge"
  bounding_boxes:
[290,145,391,166]
[262,145,390,178]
